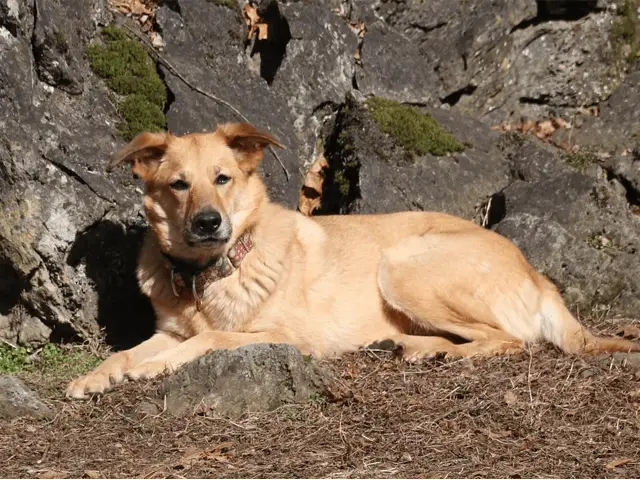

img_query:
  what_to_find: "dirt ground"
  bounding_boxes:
[2,329,640,479]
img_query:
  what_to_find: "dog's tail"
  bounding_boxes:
[539,285,640,355]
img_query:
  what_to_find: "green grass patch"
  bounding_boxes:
[365,96,465,157]
[87,26,167,140]
[0,343,100,378]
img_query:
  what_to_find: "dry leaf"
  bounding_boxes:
[38,471,68,479]
[174,442,237,470]
[503,390,518,405]
[298,151,329,216]
[243,4,269,41]
[606,458,633,469]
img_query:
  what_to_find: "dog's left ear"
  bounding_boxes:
[107,131,170,181]
[217,122,286,174]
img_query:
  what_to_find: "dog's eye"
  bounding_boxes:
[170,179,189,191]
[216,174,231,185]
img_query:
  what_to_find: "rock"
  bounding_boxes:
[156,0,356,204]
[352,0,627,122]
[316,95,511,217]
[494,163,640,317]
[158,344,331,418]
[0,375,53,420]
[355,20,440,104]
[0,0,155,348]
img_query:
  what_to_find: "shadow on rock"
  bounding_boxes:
[249,0,292,85]
[67,220,155,351]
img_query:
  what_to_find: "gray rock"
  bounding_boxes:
[158,344,331,418]
[316,96,511,217]
[0,0,155,348]
[0,375,52,420]
[494,169,640,317]
[355,20,439,104]
[352,0,625,122]
[156,0,356,205]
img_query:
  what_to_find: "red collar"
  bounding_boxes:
[163,232,254,310]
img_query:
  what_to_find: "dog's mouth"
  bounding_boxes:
[184,233,230,247]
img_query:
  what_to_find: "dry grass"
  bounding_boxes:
[2,331,640,478]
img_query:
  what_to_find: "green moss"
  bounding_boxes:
[365,96,465,157]
[563,151,598,171]
[0,343,100,377]
[207,0,237,9]
[611,0,639,65]
[118,94,166,140]
[334,170,350,196]
[87,26,167,140]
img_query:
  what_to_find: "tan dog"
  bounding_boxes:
[66,122,640,399]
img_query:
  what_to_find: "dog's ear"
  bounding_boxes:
[217,122,286,174]
[107,131,170,180]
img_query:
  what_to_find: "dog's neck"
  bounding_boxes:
[161,231,254,310]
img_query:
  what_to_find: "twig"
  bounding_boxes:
[0,338,18,349]
[527,346,534,403]
[121,23,290,181]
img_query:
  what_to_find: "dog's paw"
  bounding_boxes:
[66,372,112,400]
[401,347,450,363]
[124,360,174,381]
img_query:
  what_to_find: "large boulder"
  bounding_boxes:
[352,0,633,123]
[0,0,154,348]
[158,344,331,418]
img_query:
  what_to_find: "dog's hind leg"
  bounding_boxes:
[377,232,533,359]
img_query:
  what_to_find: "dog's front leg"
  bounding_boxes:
[124,330,291,381]
[66,332,180,399]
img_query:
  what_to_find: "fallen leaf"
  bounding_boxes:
[38,471,68,479]
[243,4,269,41]
[606,458,633,469]
[504,390,518,405]
[174,442,237,470]
[298,151,329,216]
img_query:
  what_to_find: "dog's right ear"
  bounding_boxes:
[107,131,169,180]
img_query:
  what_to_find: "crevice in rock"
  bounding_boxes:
[519,95,552,105]
[484,191,507,228]
[0,262,27,315]
[510,0,602,32]
[44,155,113,204]
[156,64,175,116]
[603,166,640,208]
[159,0,182,15]
[314,104,361,214]
[406,21,448,35]
[441,84,477,107]
[248,0,292,86]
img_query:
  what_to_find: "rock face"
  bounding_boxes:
[0,0,639,347]
[0,375,53,420]
[158,344,331,418]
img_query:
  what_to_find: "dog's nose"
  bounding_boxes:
[191,209,222,235]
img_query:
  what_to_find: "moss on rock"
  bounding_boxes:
[365,96,465,157]
[87,26,167,140]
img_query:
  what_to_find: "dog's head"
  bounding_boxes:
[109,122,285,260]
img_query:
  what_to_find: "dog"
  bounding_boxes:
[66,122,640,399]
